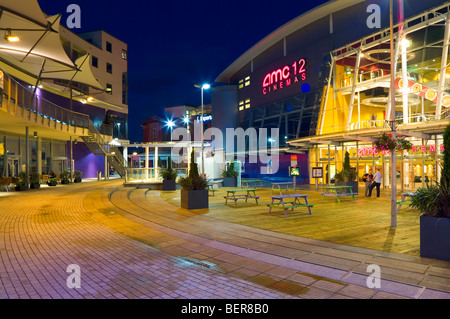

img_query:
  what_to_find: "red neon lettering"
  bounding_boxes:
[429,145,436,152]
[421,145,426,152]
[262,58,306,90]
[298,59,306,73]
[282,66,290,79]
[441,145,445,151]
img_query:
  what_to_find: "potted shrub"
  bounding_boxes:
[335,151,358,194]
[48,177,58,186]
[178,151,208,210]
[74,171,82,183]
[221,162,238,187]
[29,172,40,189]
[61,171,70,184]
[161,157,177,191]
[14,172,28,191]
[411,124,450,261]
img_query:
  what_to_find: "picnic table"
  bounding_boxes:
[241,179,264,188]
[271,182,297,194]
[321,185,357,203]
[267,194,313,218]
[397,192,416,211]
[224,188,260,206]
[207,184,216,196]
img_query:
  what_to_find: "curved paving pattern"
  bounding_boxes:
[0,180,449,299]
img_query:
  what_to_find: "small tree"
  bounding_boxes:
[179,150,207,190]
[441,123,450,186]
[161,157,177,181]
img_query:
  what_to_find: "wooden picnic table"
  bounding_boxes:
[241,179,264,188]
[224,188,260,206]
[267,194,313,218]
[271,182,297,194]
[321,185,357,203]
[397,192,416,211]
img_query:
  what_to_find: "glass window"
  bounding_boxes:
[92,56,98,68]
[106,41,112,53]
[106,84,112,94]
[106,63,112,74]
[122,50,128,60]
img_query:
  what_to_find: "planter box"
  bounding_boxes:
[420,215,450,261]
[335,181,359,194]
[180,189,209,210]
[30,183,40,189]
[162,179,177,191]
[74,177,82,183]
[14,185,27,191]
[222,177,237,187]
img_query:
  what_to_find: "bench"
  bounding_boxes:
[223,195,260,205]
[321,192,358,197]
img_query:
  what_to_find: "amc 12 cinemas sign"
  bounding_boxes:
[262,58,307,95]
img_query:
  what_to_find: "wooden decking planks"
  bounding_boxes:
[160,186,421,256]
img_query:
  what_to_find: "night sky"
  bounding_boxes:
[37,0,329,143]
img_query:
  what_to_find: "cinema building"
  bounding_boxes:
[212,0,450,190]
[0,1,128,182]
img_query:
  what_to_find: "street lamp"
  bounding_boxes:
[194,83,211,177]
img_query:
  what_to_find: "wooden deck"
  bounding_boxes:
[160,186,421,256]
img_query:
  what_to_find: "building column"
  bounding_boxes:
[25,126,29,188]
[37,137,42,176]
[436,14,450,120]
[104,156,108,180]
[154,147,159,181]
[145,146,149,181]
[346,48,362,131]
[70,136,73,182]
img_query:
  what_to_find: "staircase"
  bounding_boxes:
[81,120,126,178]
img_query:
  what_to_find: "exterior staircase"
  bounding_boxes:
[81,120,126,177]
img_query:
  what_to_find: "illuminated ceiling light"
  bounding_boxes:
[4,30,19,42]
[183,117,189,124]
[401,38,411,48]
[87,97,94,102]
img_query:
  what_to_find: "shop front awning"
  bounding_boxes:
[0,1,103,90]
[287,119,450,149]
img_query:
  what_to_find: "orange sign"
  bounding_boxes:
[395,78,450,107]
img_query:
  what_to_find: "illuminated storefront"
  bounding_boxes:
[288,1,450,190]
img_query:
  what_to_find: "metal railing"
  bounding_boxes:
[125,168,188,183]
[1,71,91,131]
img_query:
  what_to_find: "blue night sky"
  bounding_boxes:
[37,0,329,143]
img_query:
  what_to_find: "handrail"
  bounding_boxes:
[1,70,92,129]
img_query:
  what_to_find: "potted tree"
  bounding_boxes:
[74,171,82,183]
[29,172,41,189]
[178,150,208,209]
[14,172,28,191]
[411,124,450,261]
[221,162,238,187]
[60,171,70,184]
[161,157,177,191]
[335,151,358,194]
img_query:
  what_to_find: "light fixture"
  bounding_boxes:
[87,97,94,102]
[4,30,19,42]
[33,131,38,138]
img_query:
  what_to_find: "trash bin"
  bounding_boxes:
[97,171,102,181]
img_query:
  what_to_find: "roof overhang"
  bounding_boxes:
[0,1,103,90]
[215,0,365,83]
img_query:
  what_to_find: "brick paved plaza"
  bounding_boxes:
[0,180,449,300]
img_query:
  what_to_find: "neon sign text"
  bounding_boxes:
[357,145,444,156]
[262,59,307,95]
